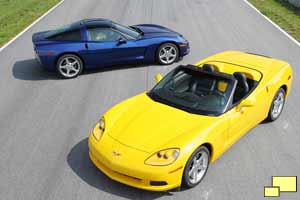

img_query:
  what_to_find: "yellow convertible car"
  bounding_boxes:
[88,51,292,191]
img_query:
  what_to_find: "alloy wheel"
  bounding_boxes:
[159,45,177,64]
[188,149,209,184]
[58,56,81,78]
[271,90,285,119]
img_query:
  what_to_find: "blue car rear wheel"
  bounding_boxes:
[56,54,83,79]
[157,43,179,65]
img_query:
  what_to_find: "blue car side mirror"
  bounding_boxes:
[117,38,127,44]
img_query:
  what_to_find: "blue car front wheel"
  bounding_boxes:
[56,54,83,79]
[157,43,179,65]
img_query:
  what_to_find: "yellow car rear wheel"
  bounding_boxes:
[267,88,286,121]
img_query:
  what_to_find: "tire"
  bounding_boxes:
[56,54,83,79]
[267,88,286,121]
[182,146,210,189]
[156,43,179,65]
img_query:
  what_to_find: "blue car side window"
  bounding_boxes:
[87,28,122,42]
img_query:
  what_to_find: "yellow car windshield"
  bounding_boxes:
[148,65,236,116]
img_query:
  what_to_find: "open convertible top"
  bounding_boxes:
[179,64,236,81]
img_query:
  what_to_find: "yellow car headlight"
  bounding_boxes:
[92,117,105,141]
[145,148,180,166]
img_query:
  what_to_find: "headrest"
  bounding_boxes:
[202,64,215,72]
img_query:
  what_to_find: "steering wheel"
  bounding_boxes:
[194,86,212,96]
[174,91,202,102]
[211,89,225,97]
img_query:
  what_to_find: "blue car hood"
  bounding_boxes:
[132,24,181,38]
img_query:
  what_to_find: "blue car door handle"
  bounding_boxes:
[85,43,89,49]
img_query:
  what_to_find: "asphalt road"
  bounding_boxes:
[0,0,300,199]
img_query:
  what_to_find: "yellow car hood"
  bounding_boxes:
[106,93,214,153]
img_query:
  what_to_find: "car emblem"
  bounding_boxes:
[112,151,121,156]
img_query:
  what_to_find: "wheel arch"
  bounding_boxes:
[280,84,288,96]
[186,142,214,164]
[201,142,213,162]
[157,41,181,56]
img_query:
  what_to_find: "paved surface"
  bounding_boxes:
[0,0,299,199]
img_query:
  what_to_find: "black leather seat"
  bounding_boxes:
[189,64,216,93]
[198,64,216,91]
[202,64,215,72]
[233,72,249,103]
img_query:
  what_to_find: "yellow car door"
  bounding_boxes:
[226,103,254,147]
[227,85,268,147]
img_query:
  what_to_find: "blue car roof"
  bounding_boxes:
[79,18,113,28]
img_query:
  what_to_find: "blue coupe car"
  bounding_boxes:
[32,18,190,78]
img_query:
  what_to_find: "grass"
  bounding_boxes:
[0,0,61,46]
[249,0,300,41]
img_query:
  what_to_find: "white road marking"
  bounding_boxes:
[243,0,300,47]
[201,189,213,200]
[283,121,290,130]
[0,0,65,52]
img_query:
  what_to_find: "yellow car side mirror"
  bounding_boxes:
[237,98,255,112]
[155,73,163,83]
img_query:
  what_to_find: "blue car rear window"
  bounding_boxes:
[45,22,80,39]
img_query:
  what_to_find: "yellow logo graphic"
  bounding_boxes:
[264,176,297,197]
[264,186,280,197]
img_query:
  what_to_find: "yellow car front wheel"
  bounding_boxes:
[182,146,210,188]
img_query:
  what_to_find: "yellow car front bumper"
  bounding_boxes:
[88,133,184,191]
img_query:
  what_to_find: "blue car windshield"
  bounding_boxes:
[114,23,140,39]
[148,66,236,116]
